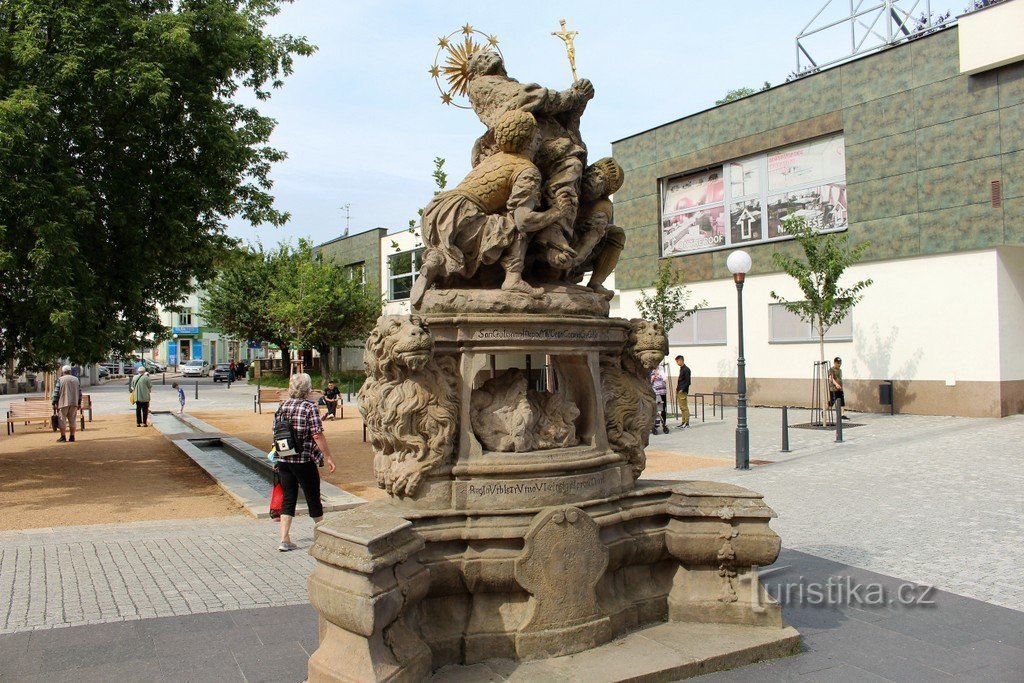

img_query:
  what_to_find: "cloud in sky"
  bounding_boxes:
[229,0,961,247]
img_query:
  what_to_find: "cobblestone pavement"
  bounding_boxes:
[0,517,316,634]
[654,412,1024,613]
[3,406,1022,638]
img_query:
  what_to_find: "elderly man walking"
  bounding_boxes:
[51,365,82,442]
[132,366,153,427]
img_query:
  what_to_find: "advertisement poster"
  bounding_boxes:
[729,199,763,244]
[662,205,726,256]
[767,136,845,193]
[661,169,724,215]
[728,158,761,198]
[766,183,848,237]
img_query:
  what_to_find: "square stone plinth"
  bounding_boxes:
[429,622,800,682]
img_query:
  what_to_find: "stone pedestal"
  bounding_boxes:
[308,482,795,681]
[307,304,797,681]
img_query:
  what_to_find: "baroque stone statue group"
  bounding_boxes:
[306,51,797,682]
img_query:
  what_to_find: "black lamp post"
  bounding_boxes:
[726,250,752,470]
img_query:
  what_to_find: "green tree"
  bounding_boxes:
[636,262,707,335]
[0,0,314,370]
[769,216,874,363]
[273,240,382,385]
[715,81,771,105]
[200,244,296,375]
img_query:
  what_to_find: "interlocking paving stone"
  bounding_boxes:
[0,517,317,634]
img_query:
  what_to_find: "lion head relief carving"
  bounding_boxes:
[600,318,668,480]
[358,315,459,498]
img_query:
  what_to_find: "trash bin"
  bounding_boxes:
[879,380,894,415]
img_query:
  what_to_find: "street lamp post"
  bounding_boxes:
[726,250,752,470]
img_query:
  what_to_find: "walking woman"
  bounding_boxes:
[132,367,153,427]
[274,373,336,551]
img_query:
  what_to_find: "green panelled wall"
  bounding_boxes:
[611,27,1024,289]
[317,228,387,294]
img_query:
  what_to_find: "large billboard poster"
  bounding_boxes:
[662,170,724,214]
[662,206,726,254]
[660,134,846,256]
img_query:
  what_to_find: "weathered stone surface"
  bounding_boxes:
[418,282,610,317]
[307,482,794,681]
[357,315,460,498]
[514,507,612,658]
[470,368,580,452]
[601,319,669,478]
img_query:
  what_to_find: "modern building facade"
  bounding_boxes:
[609,6,1023,417]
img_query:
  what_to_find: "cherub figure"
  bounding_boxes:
[410,110,565,307]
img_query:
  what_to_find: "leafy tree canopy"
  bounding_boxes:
[769,216,873,362]
[715,82,771,105]
[0,0,314,370]
[636,261,706,335]
[201,240,382,381]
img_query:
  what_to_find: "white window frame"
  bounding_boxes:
[668,307,728,346]
[388,249,422,301]
[178,309,193,326]
[768,303,853,344]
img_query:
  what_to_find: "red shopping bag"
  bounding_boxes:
[269,471,284,520]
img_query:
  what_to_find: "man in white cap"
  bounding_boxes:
[51,365,82,442]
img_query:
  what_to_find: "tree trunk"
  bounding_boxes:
[277,340,291,376]
[318,346,332,387]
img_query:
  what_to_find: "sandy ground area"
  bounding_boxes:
[191,409,729,500]
[643,448,732,475]
[0,413,242,531]
[191,409,389,501]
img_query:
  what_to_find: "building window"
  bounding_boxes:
[668,308,728,346]
[660,133,847,257]
[388,249,423,301]
[769,304,852,343]
[344,261,366,284]
[178,309,193,326]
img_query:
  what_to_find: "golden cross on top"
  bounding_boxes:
[551,19,579,81]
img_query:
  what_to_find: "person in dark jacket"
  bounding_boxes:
[675,355,691,429]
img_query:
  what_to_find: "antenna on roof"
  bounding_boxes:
[340,203,351,236]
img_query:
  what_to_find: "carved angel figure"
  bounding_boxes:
[357,315,459,497]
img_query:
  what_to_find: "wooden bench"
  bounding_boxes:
[6,402,61,435]
[26,394,93,425]
[254,388,339,419]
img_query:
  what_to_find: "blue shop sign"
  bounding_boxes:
[172,326,200,335]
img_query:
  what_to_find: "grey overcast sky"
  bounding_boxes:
[227,0,962,247]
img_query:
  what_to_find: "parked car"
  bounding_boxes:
[97,366,110,378]
[212,363,233,382]
[181,359,210,377]
[139,359,166,374]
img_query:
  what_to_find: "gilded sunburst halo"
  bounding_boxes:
[430,26,501,109]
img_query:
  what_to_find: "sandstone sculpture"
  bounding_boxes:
[357,315,458,497]
[469,367,580,452]
[601,319,670,479]
[309,40,798,683]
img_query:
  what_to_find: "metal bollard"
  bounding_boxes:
[162,372,166,385]
[195,381,199,400]
[835,402,844,443]
[781,405,791,452]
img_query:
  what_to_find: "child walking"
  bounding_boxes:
[173,382,186,415]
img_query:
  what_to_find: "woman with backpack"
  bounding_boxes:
[273,372,336,552]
